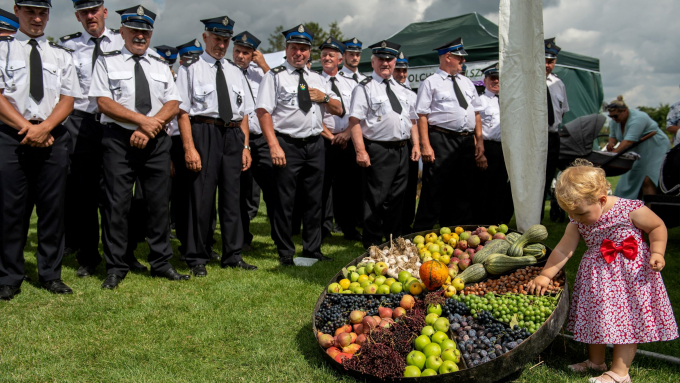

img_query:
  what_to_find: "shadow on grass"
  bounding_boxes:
[294,321,352,381]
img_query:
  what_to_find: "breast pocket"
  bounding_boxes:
[232,84,244,108]
[42,63,61,92]
[554,92,564,111]
[150,72,167,95]
[108,71,133,98]
[370,96,388,116]
[434,90,456,109]
[482,106,497,122]
[193,83,215,110]
[4,60,28,90]
[278,85,297,107]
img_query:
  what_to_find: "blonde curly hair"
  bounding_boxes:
[555,159,611,211]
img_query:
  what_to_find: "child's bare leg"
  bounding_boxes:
[588,344,607,365]
[610,344,636,377]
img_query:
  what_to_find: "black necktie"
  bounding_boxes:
[215,61,233,121]
[352,73,358,83]
[296,68,312,113]
[28,39,44,102]
[383,78,402,115]
[91,36,103,68]
[546,85,555,127]
[131,56,151,115]
[330,77,345,117]
[449,75,468,110]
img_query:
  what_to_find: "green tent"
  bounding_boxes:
[354,13,604,124]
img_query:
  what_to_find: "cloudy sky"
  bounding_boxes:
[16,0,679,108]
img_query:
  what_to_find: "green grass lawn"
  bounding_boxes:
[1,187,679,382]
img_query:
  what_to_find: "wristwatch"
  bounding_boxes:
[323,94,330,103]
[244,145,251,151]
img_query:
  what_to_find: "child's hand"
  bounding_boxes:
[527,275,551,296]
[649,253,665,272]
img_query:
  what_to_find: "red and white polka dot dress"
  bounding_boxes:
[566,198,678,344]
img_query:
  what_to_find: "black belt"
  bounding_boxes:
[191,115,241,128]
[364,138,407,148]
[275,132,319,143]
[28,120,42,125]
[71,109,102,121]
[430,126,473,136]
[250,133,263,140]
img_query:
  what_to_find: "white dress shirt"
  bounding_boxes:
[243,63,266,134]
[59,28,124,113]
[256,61,338,138]
[415,68,483,132]
[349,71,417,142]
[322,70,357,134]
[547,73,569,132]
[479,89,501,142]
[338,67,366,84]
[88,46,181,131]
[0,32,81,121]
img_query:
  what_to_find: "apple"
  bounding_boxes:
[377,284,391,294]
[457,240,468,251]
[444,284,457,298]
[499,224,509,234]
[356,334,368,345]
[414,335,431,351]
[398,270,411,284]
[440,227,452,235]
[374,275,386,286]
[362,316,377,331]
[434,317,450,333]
[349,282,360,292]
[428,244,440,254]
[488,225,498,235]
[384,278,396,287]
[318,333,335,349]
[421,325,435,337]
[390,282,403,294]
[416,242,425,250]
[406,350,427,370]
[478,232,491,243]
[336,332,353,348]
[349,310,365,324]
[392,307,406,319]
[346,265,357,273]
[413,235,425,245]
[421,369,438,376]
[374,262,388,276]
[425,313,439,326]
[459,258,471,270]
[468,235,480,248]
[368,274,376,282]
[453,249,463,258]
[440,339,456,352]
[441,348,460,363]
[439,359,459,374]
[403,365,421,378]
[327,283,342,293]
[452,277,464,291]
[353,324,363,334]
[354,287,364,294]
[364,284,379,294]
[365,262,375,274]
[425,355,444,372]
[431,331,448,345]
[408,280,423,295]
[422,342,442,358]
[360,280,370,288]
[357,267,367,275]
[476,245,484,252]
[431,252,441,261]
[340,289,352,294]
[422,255,434,263]
[334,353,352,363]
[349,272,360,282]
[427,304,443,316]
[493,232,506,240]
[400,294,415,310]
[326,346,341,359]
[425,233,437,243]
[378,306,393,319]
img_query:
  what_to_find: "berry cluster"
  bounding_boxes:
[442,297,471,318]
[315,293,406,334]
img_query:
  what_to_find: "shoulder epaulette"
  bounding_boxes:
[359,77,372,86]
[49,42,74,53]
[101,50,121,57]
[397,81,411,91]
[182,56,198,67]
[338,71,352,79]
[552,73,559,78]
[59,32,81,42]
[149,54,166,63]
[270,65,286,74]
[110,29,120,34]
[0,36,14,42]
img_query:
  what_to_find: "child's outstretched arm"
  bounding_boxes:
[527,223,581,296]
[630,206,667,272]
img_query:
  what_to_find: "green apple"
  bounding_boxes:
[348,282,361,292]
[374,275,386,286]
[425,355,443,372]
[406,350,426,370]
[452,277,465,291]
[384,278,396,287]
[364,284,379,294]
[425,313,439,326]
[377,284,391,294]
[421,325,435,337]
[413,235,425,245]
[349,272,360,282]
[403,365,421,378]
[421,369,437,376]
[360,280,371,288]
[405,277,418,286]
[422,342,442,358]
[357,267,367,275]
[422,255,433,263]
[365,262,375,274]
[341,289,352,294]
[440,339,456,352]
[428,244,440,254]
[444,245,454,256]
[440,227,452,235]
[439,359,458,374]
[431,331,448,345]
[374,262,388,276]
[327,283,342,293]
[427,304,443,316]
[368,274,375,282]
[354,287,364,294]
[441,348,459,363]
[414,335,431,351]
[499,224,509,234]
[390,282,403,294]
[346,265,357,273]
[433,317,450,333]
[398,270,411,284]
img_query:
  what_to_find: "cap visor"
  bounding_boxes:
[207,30,233,38]
[17,1,52,8]
[395,63,408,68]
[122,21,154,31]
[233,41,255,49]
[74,1,103,10]
[345,47,361,52]
[373,53,395,59]
[450,49,468,56]
[545,53,557,59]
[287,38,311,45]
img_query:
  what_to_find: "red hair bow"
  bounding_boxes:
[600,236,637,264]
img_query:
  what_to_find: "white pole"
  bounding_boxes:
[499,0,547,232]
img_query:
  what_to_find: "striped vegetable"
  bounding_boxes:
[472,239,510,264]
[483,254,538,275]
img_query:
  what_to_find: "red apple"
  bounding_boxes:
[378,306,393,319]
[493,233,506,240]
[457,240,468,251]
[392,307,406,319]
[459,258,471,270]
[326,347,342,359]
[466,248,475,257]
[453,249,464,258]
[400,294,415,310]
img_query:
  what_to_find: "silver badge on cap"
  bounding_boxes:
[222,17,229,26]
[461,38,464,45]
[326,38,331,44]
[241,34,248,42]
[399,52,404,59]
[381,41,387,48]
[547,43,552,48]
[298,25,304,33]
[166,50,172,56]
[194,40,200,48]
[353,38,358,44]
[136,6,144,16]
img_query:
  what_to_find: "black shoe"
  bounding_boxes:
[280,257,295,266]
[125,258,148,272]
[41,279,73,294]
[179,254,187,262]
[0,285,21,301]
[208,250,221,262]
[191,264,207,277]
[242,243,252,252]
[151,267,190,281]
[310,252,334,262]
[76,265,97,278]
[23,275,31,282]
[344,232,363,241]
[224,260,258,270]
[101,274,123,290]
[333,223,343,234]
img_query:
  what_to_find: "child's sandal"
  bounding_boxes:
[567,359,607,373]
[588,371,632,383]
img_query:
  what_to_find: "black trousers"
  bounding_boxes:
[63,113,105,267]
[478,140,514,224]
[362,140,409,249]
[271,133,324,258]
[185,122,244,267]
[401,141,420,234]
[322,139,363,237]
[101,126,173,278]
[414,130,477,231]
[0,125,70,286]
[170,135,190,255]
[542,132,561,221]
[240,133,274,245]
[244,178,261,220]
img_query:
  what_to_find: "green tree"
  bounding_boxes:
[327,21,345,42]
[262,25,286,53]
[638,104,671,139]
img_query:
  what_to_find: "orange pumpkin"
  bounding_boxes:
[419,260,449,291]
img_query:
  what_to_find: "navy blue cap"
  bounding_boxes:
[116,5,156,31]
[155,45,178,65]
[482,62,499,77]
[201,16,235,38]
[395,52,409,68]
[369,40,400,59]
[232,31,260,50]
[434,37,467,56]
[176,39,203,57]
[319,36,345,54]
[0,8,19,32]
[545,38,561,59]
[72,0,103,10]
[15,0,51,8]
[342,37,362,52]
[282,24,314,45]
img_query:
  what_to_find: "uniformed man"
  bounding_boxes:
[175,16,256,275]
[256,24,343,265]
[0,7,19,36]
[340,38,366,83]
[0,0,82,300]
[544,37,569,220]
[318,37,363,242]
[393,53,419,234]
[348,40,420,249]
[176,39,203,65]
[413,38,485,231]
[232,31,275,251]
[89,5,189,289]
[478,63,513,224]
[155,45,177,68]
